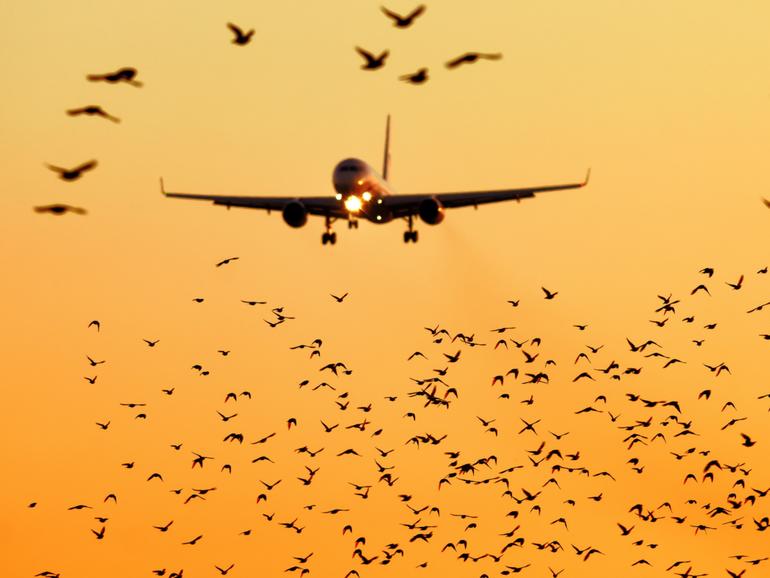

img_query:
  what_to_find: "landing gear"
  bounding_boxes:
[347,218,359,229]
[322,215,337,245]
[403,214,418,243]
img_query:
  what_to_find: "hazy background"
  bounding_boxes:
[1,1,768,577]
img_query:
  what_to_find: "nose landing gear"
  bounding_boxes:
[403,214,418,243]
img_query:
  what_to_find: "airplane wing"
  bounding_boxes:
[161,180,347,217]
[385,170,590,217]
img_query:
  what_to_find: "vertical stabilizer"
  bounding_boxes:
[382,115,391,180]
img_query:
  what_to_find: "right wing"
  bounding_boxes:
[161,180,347,218]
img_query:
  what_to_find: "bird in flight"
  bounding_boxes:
[399,68,428,84]
[381,5,426,28]
[87,67,143,86]
[88,320,101,331]
[34,204,87,215]
[227,22,254,45]
[45,160,98,181]
[542,287,558,299]
[216,256,239,267]
[445,52,503,69]
[355,47,389,70]
[66,105,120,123]
[331,293,349,303]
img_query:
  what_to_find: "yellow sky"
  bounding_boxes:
[1,1,769,577]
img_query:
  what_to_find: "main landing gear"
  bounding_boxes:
[403,214,418,243]
[322,215,337,245]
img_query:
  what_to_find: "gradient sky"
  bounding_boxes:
[2,1,769,577]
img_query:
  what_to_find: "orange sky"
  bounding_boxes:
[1,1,769,577]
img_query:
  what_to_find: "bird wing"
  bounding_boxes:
[162,180,348,218]
[384,170,590,217]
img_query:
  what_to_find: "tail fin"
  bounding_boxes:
[382,114,391,180]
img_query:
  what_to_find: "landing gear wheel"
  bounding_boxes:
[321,232,329,245]
[403,231,418,243]
[329,232,337,245]
[412,231,418,243]
[348,220,358,229]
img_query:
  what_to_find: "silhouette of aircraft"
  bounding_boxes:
[163,117,590,244]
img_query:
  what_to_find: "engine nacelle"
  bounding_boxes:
[282,201,308,228]
[418,197,445,225]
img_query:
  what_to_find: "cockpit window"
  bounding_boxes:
[340,165,358,172]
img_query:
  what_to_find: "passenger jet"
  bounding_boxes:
[163,117,589,244]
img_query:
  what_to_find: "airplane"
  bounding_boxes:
[162,117,590,244]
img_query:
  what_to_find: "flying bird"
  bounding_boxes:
[227,22,254,45]
[445,52,503,69]
[66,105,120,123]
[381,4,426,28]
[45,160,98,181]
[34,204,88,215]
[87,67,143,86]
[399,68,428,84]
[355,47,389,70]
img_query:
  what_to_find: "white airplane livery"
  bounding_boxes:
[163,117,590,244]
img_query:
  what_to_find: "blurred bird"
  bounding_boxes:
[66,105,120,123]
[355,47,389,70]
[445,52,503,69]
[87,67,143,86]
[381,5,426,28]
[45,160,98,181]
[399,68,428,84]
[227,23,254,45]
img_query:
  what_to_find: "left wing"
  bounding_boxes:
[161,180,347,218]
[385,170,590,217]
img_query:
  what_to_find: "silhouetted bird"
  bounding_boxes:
[445,52,503,69]
[66,105,120,123]
[399,68,428,84]
[34,203,88,215]
[45,160,98,181]
[381,5,426,28]
[87,67,142,86]
[227,23,254,45]
[355,47,389,70]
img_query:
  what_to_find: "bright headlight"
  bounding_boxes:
[362,191,372,202]
[345,195,362,213]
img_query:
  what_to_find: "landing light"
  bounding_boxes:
[335,193,342,201]
[362,191,372,202]
[345,195,362,213]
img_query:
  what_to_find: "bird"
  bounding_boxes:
[399,68,428,84]
[541,287,558,299]
[227,22,254,45]
[34,203,88,215]
[381,5,426,28]
[88,320,101,331]
[726,275,744,290]
[87,67,142,86]
[215,564,235,575]
[331,292,349,302]
[182,534,203,545]
[445,52,503,69]
[66,105,120,123]
[763,198,770,208]
[143,339,159,347]
[45,160,98,181]
[216,257,239,267]
[355,47,389,70]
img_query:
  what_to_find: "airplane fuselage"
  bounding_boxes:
[332,158,394,223]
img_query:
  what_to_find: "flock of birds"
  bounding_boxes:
[28,258,769,578]
[33,4,506,217]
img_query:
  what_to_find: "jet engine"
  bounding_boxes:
[282,201,308,228]
[418,197,445,225]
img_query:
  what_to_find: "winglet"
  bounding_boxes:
[582,168,591,187]
[160,177,166,195]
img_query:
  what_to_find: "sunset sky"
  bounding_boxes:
[2,1,769,577]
